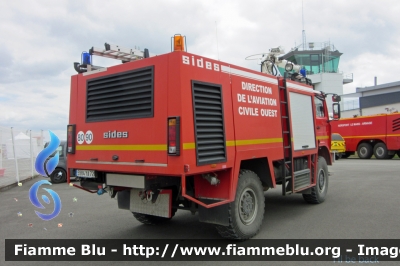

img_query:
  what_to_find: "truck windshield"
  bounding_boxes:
[44,143,64,157]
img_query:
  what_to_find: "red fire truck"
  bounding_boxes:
[67,36,339,239]
[331,113,400,159]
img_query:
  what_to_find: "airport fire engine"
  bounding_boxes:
[67,35,340,239]
[331,113,400,159]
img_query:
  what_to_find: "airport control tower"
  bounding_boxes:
[279,42,353,114]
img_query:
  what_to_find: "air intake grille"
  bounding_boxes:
[192,81,226,165]
[86,66,154,122]
[393,118,400,132]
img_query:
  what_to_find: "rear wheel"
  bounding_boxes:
[373,143,389,159]
[303,156,328,204]
[50,168,67,183]
[215,170,265,240]
[357,143,373,159]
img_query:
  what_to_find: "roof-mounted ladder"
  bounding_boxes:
[89,43,151,62]
[74,43,151,73]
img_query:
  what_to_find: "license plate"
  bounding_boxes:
[76,169,96,178]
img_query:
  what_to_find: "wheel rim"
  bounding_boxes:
[360,147,367,157]
[376,147,384,157]
[239,188,258,225]
[317,169,326,193]
[53,170,64,181]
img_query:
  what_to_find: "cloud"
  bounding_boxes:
[1,0,400,133]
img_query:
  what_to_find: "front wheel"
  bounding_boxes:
[215,170,265,240]
[341,152,352,159]
[50,168,67,183]
[303,156,328,204]
[335,153,342,160]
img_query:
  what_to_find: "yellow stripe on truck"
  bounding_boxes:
[183,138,283,150]
[183,143,196,150]
[78,137,291,151]
[343,134,400,139]
[76,144,167,151]
[234,138,283,146]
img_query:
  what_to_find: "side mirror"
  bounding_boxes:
[333,103,341,119]
[332,95,341,102]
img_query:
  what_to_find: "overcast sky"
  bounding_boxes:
[1,0,399,139]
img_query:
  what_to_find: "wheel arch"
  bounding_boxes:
[318,146,332,165]
[239,157,272,189]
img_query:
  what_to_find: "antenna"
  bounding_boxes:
[302,0,306,50]
[215,21,220,61]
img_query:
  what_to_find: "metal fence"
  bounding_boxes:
[0,126,45,189]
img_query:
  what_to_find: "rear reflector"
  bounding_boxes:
[67,124,76,154]
[168,117,180,156]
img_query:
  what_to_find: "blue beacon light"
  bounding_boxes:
[300,67,306,77]
[81,52,92,65]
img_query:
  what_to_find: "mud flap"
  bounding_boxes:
[129,188,172,218]
[198,202,229,226]
[117,190,130,210]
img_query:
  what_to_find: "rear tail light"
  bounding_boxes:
[67,124,76,154]
[168,117,180,156]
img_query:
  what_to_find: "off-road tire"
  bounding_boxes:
[303,156,328,204]
[133,208,177,225]
[50,168,67,183]
[215,170,265,240]
[373,143,389,159]
[341,152,352,159]
[335,153,342,160]
[357,143,373,159]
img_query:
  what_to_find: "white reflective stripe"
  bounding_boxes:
[221,65,278,85]
[286,81,321,94]
[76,161,167,167]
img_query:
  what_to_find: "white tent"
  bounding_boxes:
[6,132,38,159]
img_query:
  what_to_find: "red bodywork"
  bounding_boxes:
[331,113,400,153]
[67,51,332,208]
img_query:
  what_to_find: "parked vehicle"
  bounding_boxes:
[331,113,400,159]
[331,133,346,160]
[44,141,68,183]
